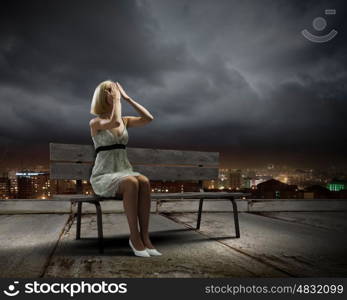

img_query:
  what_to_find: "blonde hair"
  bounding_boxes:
[90,79,114,116]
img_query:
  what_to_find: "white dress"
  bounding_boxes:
[90,118,142,197]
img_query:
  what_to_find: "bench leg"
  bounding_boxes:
[93,201,104,254]
[196,198,204,229]
[76,202,82,240]
[230,198,240,238]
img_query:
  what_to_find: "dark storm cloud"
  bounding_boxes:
[0,0,346,168]
[142,0,347,167]
[0,0,193,142]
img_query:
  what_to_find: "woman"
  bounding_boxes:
[89,79,161,257]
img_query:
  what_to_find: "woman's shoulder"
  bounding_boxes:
[89,118,97,126]
[89,117,100,125]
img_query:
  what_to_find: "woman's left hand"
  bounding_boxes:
[116,82,130,100]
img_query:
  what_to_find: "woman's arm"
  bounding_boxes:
[105,82,122,127]
[109,96,122,127]
[116,82,154,128]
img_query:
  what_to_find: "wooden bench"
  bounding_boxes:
[49,142,251,253]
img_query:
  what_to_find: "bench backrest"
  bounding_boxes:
[49,143,219,183]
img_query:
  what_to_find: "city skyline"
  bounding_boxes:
[1,165,346,200]
[1,0,347,170]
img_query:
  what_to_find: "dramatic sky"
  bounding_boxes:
[0,0,346,170]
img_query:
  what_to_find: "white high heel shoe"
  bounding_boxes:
[145,248,162,256]
[129,239,150,257]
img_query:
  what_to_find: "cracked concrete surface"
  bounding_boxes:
[167,212,347,277]
[0,214,69,277]
[1,211,345,278]
[255,211,347,232]
[43,213,286,278]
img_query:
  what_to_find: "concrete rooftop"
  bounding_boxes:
[0,199,346,278]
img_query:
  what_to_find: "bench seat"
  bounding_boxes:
[55,191,250,202]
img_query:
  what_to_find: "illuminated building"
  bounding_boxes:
[16,171,50,199]
[327,180,347,192]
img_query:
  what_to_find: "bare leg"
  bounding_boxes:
[117,176,146,250]
[135,175,155,249]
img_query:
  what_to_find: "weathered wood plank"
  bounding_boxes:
[49,192,250,202]
[50,163,219,180]
[132,165,218,180]
[50,143,219,166]
[50,143,94,163]
[128,147,219,166]
[150,192,250,199]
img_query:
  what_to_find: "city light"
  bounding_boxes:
[16,172,45,176]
